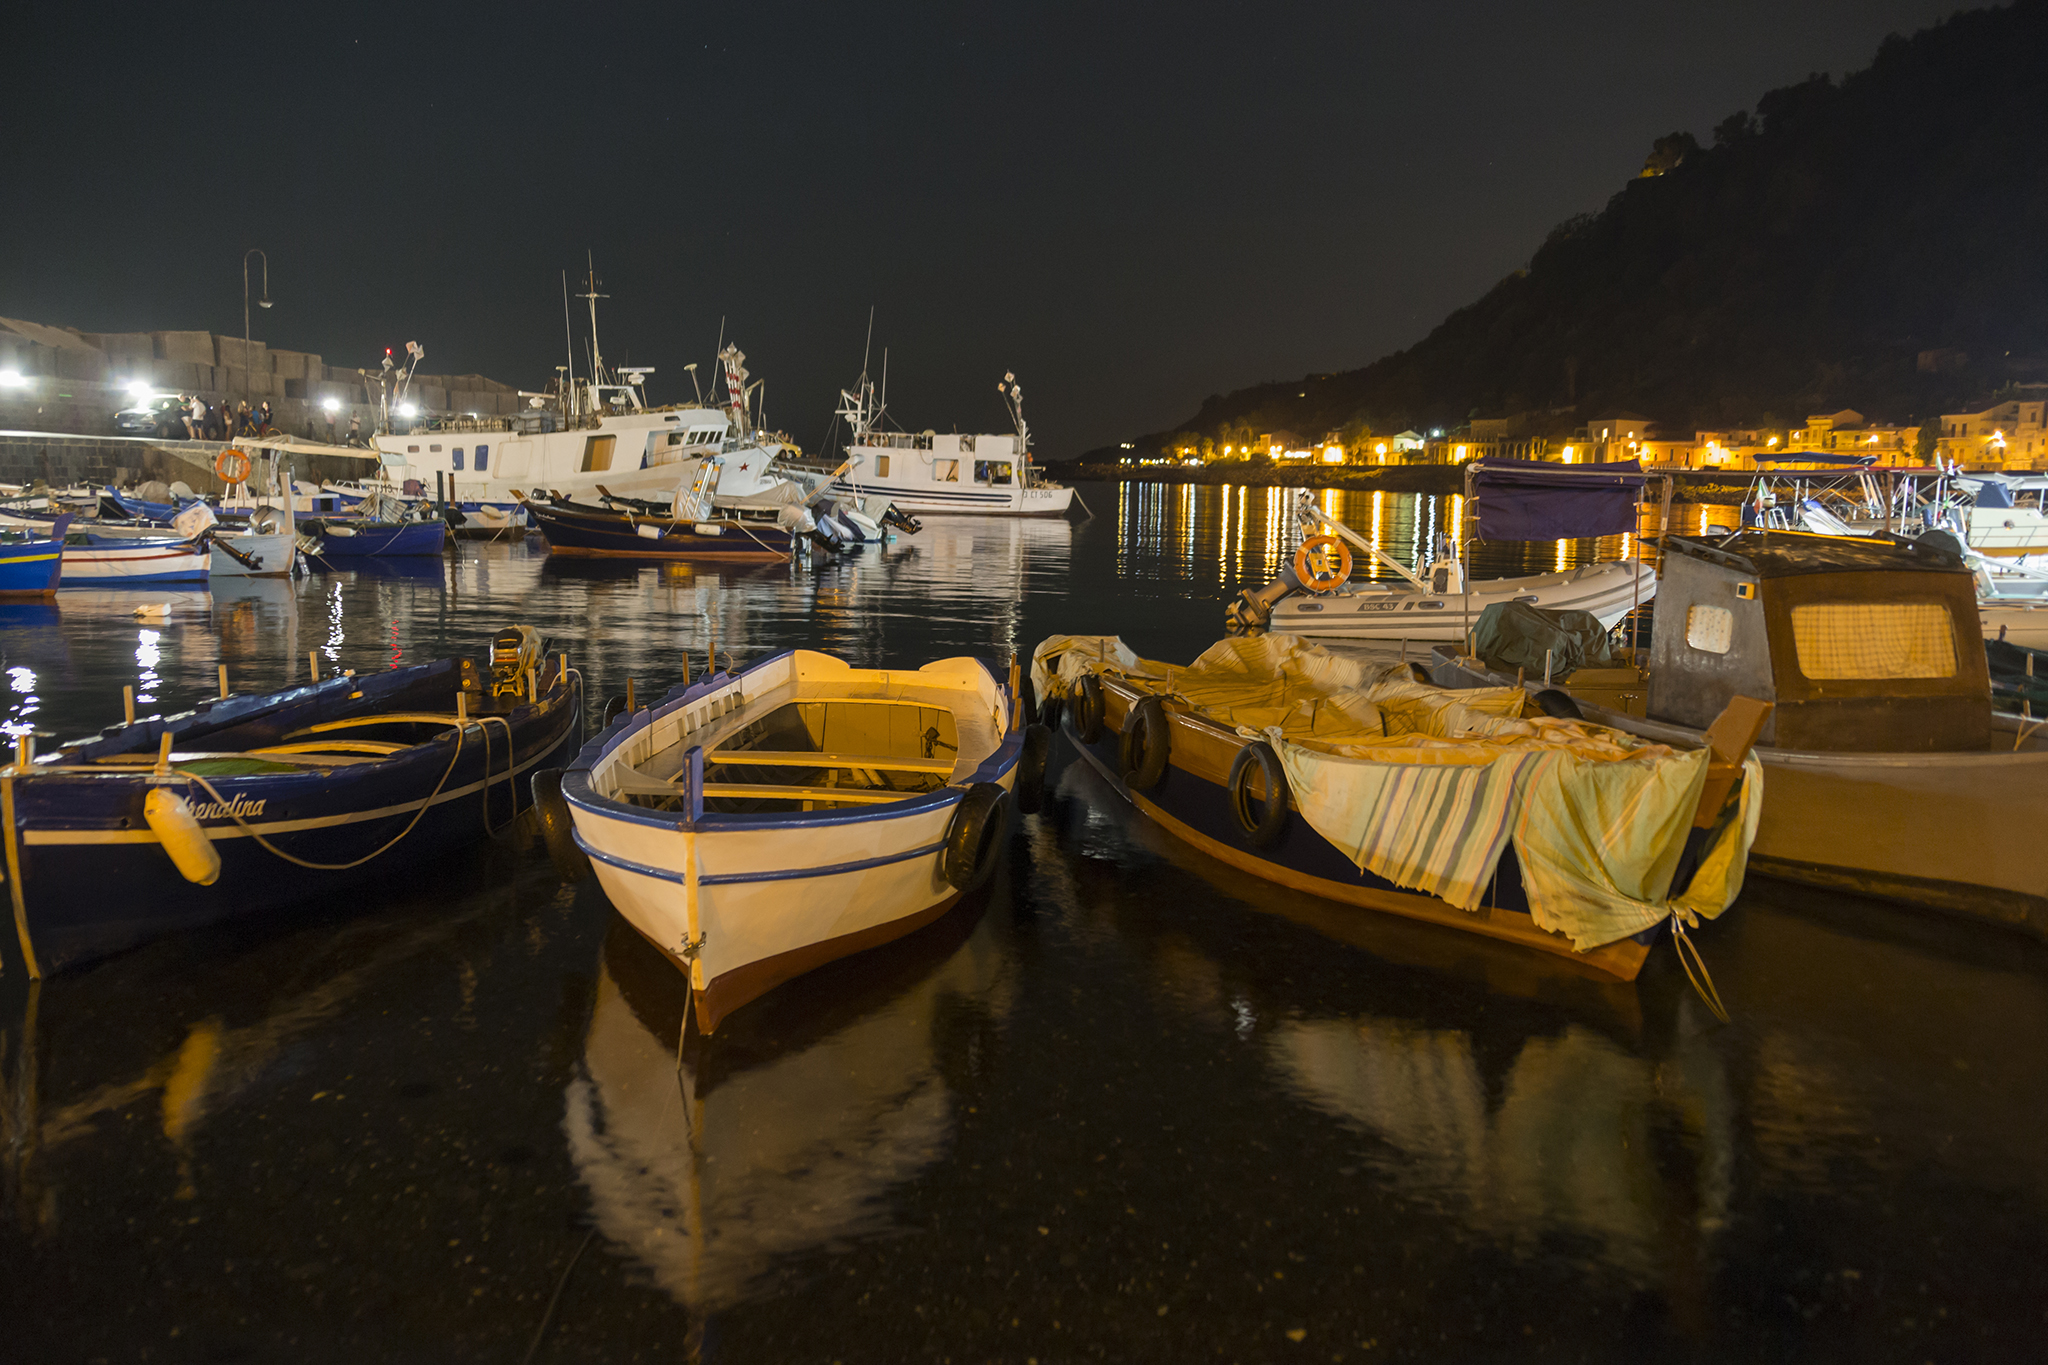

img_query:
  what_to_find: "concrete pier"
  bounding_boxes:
[0,429,380,496]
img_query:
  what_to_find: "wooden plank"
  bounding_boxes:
[699,783,913,805]
[705,750,954,774]
[1694,695,1773,827]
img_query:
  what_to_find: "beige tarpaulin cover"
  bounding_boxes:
[1033,634,1761,951]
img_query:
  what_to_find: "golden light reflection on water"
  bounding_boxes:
[1117,484,1645,589]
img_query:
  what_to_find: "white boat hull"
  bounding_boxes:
[1269,559,1657,642]
[209,530,296,578]
[61,540,209,584]
[565,652,1024,1031]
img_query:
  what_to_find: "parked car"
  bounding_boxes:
[114,394,190,438]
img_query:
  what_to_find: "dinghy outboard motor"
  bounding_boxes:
[1225,562,1307,634]
[812,498,861,551]
[490,625,544,698]
[880,504,923,536]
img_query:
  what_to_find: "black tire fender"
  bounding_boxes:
[1014,724,1051,815]
[1119,695,1170,791]
[1531,688,1585,720]
[1226,741,1290,850]
[1017,671,1039,728]
[531,768,592,883]
[1040,694,1065,736]
[1070,674,1105,744]
[942,782,1011,891]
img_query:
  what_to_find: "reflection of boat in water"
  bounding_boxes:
[566,904,1013,1312]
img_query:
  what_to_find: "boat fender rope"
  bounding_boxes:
[1119,695,1170,791]
[1226,741,1290,849]
[175,723,469,871]
[1668,914,1731,1024]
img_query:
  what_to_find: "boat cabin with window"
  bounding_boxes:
[1651,531,1988,751]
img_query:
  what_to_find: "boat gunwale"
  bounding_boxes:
[564,648,1020,834]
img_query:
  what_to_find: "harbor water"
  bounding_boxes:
[2,483,2043,1362]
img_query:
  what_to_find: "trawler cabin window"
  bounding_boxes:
[475,445,488,470]
[934,459,959,482]
[1685,605,1733,654]
[875,455,890,477]
[1792,602,1957,679]
[975,461,1013,485]
[451,448,464,470]
[581,434,617,472]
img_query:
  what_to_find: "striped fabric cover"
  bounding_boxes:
[1277,738,1536,911]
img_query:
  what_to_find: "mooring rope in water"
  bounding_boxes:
[1668,913,1731,1024]
[521,1225,598,1365]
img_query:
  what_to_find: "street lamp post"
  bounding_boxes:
[242,248,272,410]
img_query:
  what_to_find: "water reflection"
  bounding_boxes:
[568,902,1015,1312]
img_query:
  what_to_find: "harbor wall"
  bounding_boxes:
[0,316,523,441]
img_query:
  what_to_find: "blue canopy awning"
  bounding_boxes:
[1463,458,1647,542]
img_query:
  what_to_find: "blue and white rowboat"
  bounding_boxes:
[62,534,210,584]
[0,640,583,974]
[560,650,1038,1032]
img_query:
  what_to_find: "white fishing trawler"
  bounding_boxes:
[371,272,793,512]
[818,368,1074,517]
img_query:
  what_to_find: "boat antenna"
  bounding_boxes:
[685,362,702,404]
[578,253,609,395]
[560,271,576,419]
[861,306,874,376]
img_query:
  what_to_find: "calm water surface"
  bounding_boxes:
[2,482,2043,1362]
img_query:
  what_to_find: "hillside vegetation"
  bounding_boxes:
[1127,1,2048,456]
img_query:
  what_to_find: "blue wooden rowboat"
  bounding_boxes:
[0,630,583,975]
[0,515,73,597]
[305,518,448,557]
[552,650,1039,1031]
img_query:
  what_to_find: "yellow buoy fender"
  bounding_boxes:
[145,788,222,886]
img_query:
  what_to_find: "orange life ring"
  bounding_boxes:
[215,448,252,486]
[1293,534,1352,592]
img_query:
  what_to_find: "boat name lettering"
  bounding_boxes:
[192,795,266,819]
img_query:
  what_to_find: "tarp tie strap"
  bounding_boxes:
[1669,913,1731,1024]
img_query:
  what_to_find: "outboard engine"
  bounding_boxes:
[880,504,923,536]
[490,625,544,698]
[810,498,860,553]
[1225,561,1307,634]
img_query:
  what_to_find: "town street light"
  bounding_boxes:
[243,248,272,404]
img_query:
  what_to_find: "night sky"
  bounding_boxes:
[0,1,1968,456]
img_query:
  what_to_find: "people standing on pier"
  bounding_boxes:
[346,413,363,447]
[258,400,273,435]
[236,400,253,437]
[185,394,204,439]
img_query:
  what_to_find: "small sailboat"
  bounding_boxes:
[551,650,1038,1032]
[0,628,582,975]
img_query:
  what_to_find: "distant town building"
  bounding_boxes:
[1937,396,2048,468]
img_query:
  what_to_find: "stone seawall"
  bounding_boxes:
[0,430,381,495]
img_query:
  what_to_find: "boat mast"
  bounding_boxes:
[560,271,577,422]
[719,345,751,439]
[578,254,610,404]
[998,372,1029,455]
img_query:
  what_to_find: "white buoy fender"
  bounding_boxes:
[144,788,222,886]
[635,523,664,540]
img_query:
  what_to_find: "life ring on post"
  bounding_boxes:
[1227,741,1290,849]
[214,448,252,486]
[1119,695,1170,791]
[1070,674,1105,744]
[1294,534,1352,592]
[942,782,1011,891]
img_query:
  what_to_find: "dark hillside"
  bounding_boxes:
[1129,1,2048,453]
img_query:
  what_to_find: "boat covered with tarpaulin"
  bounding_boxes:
[1035,632,1764,980]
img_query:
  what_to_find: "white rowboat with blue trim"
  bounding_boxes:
[560,650,1036,1032]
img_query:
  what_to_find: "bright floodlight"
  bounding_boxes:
[397,403,417,417]
[127,379,153,397]
[0,370,25,388]
[321,397,340,412]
